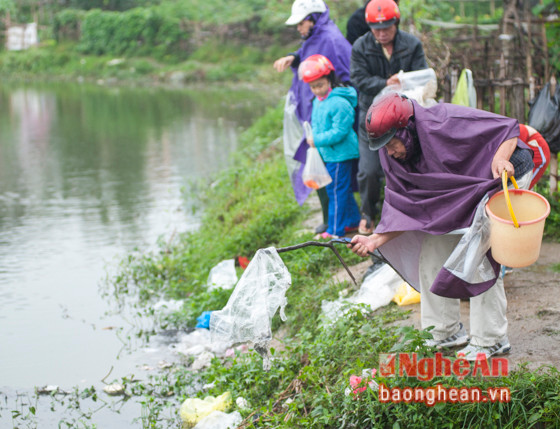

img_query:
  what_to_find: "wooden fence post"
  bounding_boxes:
[499,55,507,116]
[550,76,558,195]
[488,70,496,113]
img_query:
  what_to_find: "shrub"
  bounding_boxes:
[53,8,86,42]
[78,7,190,60]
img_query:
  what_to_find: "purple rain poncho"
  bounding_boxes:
[375,101,531,298]
[283,6,353,205]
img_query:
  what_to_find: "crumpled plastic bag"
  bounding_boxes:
[180,392,232,428]
[196,311,213,329]
[192,410,242,429]
[374,68,438,107]
[443,195,495,283]
[392,283,421,306]
[210,248,291,370]
[207,259,237,291]
[321,264,403,324]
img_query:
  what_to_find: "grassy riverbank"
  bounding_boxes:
[0,40,293,89]
[101,105,560,428]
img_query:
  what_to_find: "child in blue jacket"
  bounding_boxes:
[299,54,361,238]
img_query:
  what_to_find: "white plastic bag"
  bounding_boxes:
[210,248,291,370]
[321,264,403,324]
[193,411,242,429]
[374,68,438,107]
[207,259,237,291]
[283,92,304,188]
[302,147,332,189]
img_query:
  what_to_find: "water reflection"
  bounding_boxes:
[0,82,274,391]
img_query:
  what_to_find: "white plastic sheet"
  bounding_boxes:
[443,195,495,283]
[210,248,291,370]
[321,264,403,324]
[283,92,304,188]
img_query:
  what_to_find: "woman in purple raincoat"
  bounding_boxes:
[273,0,353,233]
[349,93,535,361]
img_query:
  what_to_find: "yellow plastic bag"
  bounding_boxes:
[392,282,421,306]
[451,69,477,108]
[180,392,232,428]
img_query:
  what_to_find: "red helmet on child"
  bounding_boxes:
[365,0,400,29]
[298,54,335,83]
[365,93,414,150]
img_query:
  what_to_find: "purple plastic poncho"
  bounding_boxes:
[283,6,353,205]
[376,101,530,298]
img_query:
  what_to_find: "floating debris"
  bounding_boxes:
[103,383,125,396]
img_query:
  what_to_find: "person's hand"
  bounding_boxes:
[386,73,400,86]
[491,159,515,179]
[307,136,315,147]
[348,234,376,257]
[273,55,295,72]
[491,137,517,179]
[348,231,402,257]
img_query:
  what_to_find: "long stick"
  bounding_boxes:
[276,241,357,286]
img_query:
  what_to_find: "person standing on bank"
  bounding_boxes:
[350,0,427,235]
[274,0,353,234]
[348,93,535,360]
[299,54,361,239]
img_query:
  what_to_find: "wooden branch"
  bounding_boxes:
[473,78,527,87]
[276,241,357,286]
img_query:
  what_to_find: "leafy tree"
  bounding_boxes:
[0,0,16,18]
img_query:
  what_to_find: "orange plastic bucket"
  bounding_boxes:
[486,188,550,267]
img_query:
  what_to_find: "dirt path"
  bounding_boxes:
[305,195,560,371]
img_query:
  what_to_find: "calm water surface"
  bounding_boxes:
[0,81,275,423]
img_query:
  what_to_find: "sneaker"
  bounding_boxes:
[315,223,328,234]
[317,231,339,240]
[500,266,514,278]
[456,341,511,361]
[425,323,469,349]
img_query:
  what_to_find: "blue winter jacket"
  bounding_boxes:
[311,86,359,163]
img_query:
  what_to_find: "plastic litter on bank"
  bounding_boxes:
[210,247,291,370]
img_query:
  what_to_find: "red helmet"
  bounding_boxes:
[298,54,335,83]
[365,0,400,29]
[365,93,413,150]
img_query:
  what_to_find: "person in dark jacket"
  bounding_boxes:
[345,1,371,45]
[350,0,427,235]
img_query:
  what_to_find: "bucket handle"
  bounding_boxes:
[502,170,520,228]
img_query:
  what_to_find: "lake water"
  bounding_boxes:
[0,81,276,425]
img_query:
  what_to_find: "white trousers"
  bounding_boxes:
[419,172,532,347]
[419,234,507,346]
